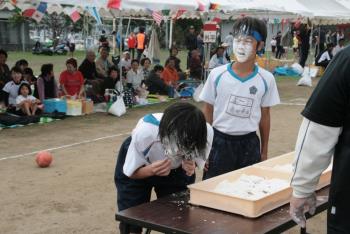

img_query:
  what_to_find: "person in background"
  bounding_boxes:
[316,43,334,69]
[224,32,234,58]
[0,49,10,105]
[23,68,36,85]
[162,57,179,87]
[99,30,109,51]
[275,31,283,59]
[127,32,137,59]
[299,23,312,68]
[35,64,58,102]
[140,57,151,80]
[16,82,41,116]
[166,47,182,72]
[2,66,26,110]
[136,27,147,61]
[15,59,29,72]
[189,49,203,80]
[120,51,132,72]
[59,58,85,98]
[103,65,123,94]
[325,30,332,44]
[332,38,345,56]
[67,31,76,57]
[209,46,229,69]
[185,25,198,68]
[293,31,299,58]
[79,50,103,100]
[96,47,113,79]
[197,30,205,62]
[114,102,213,234]
[270,37,277,54]
[144,65,169,95]
[126,59,144,91]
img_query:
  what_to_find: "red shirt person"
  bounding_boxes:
[59,58,85,98]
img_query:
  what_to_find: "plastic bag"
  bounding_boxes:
[297,74,312,87]
[108,96,126,117]
[193,83,204,102]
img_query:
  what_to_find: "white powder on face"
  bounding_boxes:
[213,174,289,200]
[233,37,254,63]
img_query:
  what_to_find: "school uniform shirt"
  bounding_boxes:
[318,50,332,63]
[126,69,144,90]
[16,95,37,110]
[123,113,214,177]
[2,81,27,106]
[199,63,280,135]
[291,47,350,231]
[59,70,84,96]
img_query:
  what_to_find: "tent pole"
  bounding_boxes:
[169,18,173,49]
[126,17,131,38]
[21,22,25,52]
[165,17,169,49]
[112,17,116,55]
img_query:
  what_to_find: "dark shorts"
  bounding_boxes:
[203,128,261,180]
[114,136,195,234]
[69,43,75,52]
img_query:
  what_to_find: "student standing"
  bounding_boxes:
[200,17,280,179]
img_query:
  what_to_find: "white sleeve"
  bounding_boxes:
[261,76,280,107]
[2,82,11,93]
[123,131,149,177]
[199,69,218,105]
[291,118,341,198]
[195,124,214,169]
[29,95,37,102]
[126,71,133,83]
[208,56,216,69]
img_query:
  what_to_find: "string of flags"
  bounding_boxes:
[146,8,164,26]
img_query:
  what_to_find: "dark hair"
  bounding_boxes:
[232,17,267,43]
[139,27,145,33]
[153,64,164,72]
[339,38,345,43]
[15,59,28,68]
[108,65,119,75]
[140,57,151,66]
[159,102,207,155]
[131,59,139,65]
[23,68,35,80]
[0,49,8,58]
[66,58,78,68]
[169,47,178,55]
[11,66,22,74]
[18,82,32,95]
[40,64,53,77]
[327,43,334,49]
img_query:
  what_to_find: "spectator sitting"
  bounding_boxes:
[166,47,182,72]
[99,30,109,51]
[15,59,29,73]
[144,65,169,95]
[103,66,123,94]
[189,50,203,80]
[316,43,334,69]
[209,46,229,69]
[332,38,345,56]
[59,58,85,98]
[0,49,11,99]
[96,47,113,78]
[34,64,58,102]
[23,67,36,85]
[79,50,103,100]
[16,82,41,116]
[162,57,179,87]
[120,51,131,72]
[126,59,144,91]
[2,66,26,111]
[140,57,151,79]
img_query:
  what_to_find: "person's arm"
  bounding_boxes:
[259,107,270,161]
[36,78,45,102]
[202,103,213,124]
[78,73,85,98]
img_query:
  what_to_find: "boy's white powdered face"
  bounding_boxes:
[233,35,255,63]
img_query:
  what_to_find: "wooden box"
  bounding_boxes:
[253,152,332,190]
[188,167,292,218]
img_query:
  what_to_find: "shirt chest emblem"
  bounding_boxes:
[249,85,258,95]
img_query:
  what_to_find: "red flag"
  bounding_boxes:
[212,17,221,24]
[174,9,186,20]
[22,8,35,17]
[196,0,206,11]
[107,0,121,9]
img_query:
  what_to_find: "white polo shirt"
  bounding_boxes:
[123,113,214,177]
[2,81,27,106]
[199,63,280,135]
[126,69,144,90]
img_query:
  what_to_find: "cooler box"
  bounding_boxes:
[66,100,82,116]
[82,100,94,115]
[43,99,67,113]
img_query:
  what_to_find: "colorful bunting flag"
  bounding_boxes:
[86,6,102,25]
[107,0,121,9]
[174,9,186,20]
[22,2,47,23]
[196,0,206,11]
[65,8,81,23]
[147,9,163,26]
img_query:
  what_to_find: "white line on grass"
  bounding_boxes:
[0,132,130,162]
[280,102,306,106]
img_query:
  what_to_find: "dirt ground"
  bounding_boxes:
[0,78,327,234]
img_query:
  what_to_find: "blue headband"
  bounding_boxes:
[251,30,263,42]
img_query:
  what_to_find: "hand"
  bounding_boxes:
[289,193,317,228]
[182,160,195,176]
[149,159,172,177]
[204,161,209,172]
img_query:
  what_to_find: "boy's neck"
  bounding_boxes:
[232,60,256,78]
